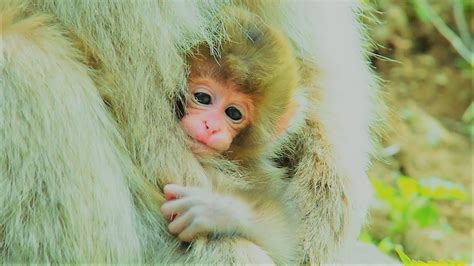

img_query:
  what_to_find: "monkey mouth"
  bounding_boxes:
[194,138,206,145]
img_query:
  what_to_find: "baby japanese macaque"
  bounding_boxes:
[161,62,257,241]
[160,8,301,262]
[161,54,288,236]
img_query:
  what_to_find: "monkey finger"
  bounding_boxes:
[178,220,208,242]
[163,184,196,200]
[168,211,193,235]
[163,184,182,198]
[163,184,204,199]
[160,198,194,216]
[170,213,178,221]
[164,190,177,201]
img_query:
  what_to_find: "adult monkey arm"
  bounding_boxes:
[0,9,145,261]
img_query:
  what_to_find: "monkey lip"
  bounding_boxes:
[196,138,207,145]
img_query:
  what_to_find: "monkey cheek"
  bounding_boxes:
[180,118,199,138]
[181,119,210,150]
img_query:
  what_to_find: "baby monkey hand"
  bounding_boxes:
[160,184,252,242]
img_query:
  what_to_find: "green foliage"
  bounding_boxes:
[462,102,474,139]
[418,177,469,200]
[410,0,430,23]
[377,237,403,254]
[364,175,469,260]
[396,247,467,266]
[461,102,474,123]
[372,176,468,235]
[396,247,412,264]
[409,0,473,66]
[358,230,374,244]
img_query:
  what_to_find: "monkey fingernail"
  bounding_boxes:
[166,194,177,201]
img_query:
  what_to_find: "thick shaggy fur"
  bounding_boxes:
[0,0,378,264]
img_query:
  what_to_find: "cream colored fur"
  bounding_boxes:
[0,0,379,263]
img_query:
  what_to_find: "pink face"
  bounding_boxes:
[181,77,254,154]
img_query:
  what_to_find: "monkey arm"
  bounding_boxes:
[231,190,298,264]
[282,117,372,264]
[160,184,296,264]
[281,120,347,264]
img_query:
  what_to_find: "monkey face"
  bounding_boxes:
[180,77,254,154]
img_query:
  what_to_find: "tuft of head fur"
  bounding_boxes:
[188,7,300,161]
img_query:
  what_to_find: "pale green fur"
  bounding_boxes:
[0,0,379,263]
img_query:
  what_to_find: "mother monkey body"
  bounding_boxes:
[0,0,379,264]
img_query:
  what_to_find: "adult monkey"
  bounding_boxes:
[0,0,379,264]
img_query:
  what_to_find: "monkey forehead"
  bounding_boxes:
[188,53,220,79]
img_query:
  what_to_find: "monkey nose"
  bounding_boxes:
[204,121,220,135]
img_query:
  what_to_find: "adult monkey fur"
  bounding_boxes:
[0,0,380,264]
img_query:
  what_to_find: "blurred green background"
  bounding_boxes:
[364,0,472,263]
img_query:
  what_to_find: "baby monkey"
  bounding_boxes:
[162,57,257,241]
[161,7,300,263]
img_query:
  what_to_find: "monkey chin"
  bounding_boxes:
[190,138,223,156]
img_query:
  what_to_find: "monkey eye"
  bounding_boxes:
[193,92,212,105]
[225,106,243,122]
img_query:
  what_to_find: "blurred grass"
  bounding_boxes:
[361,176,469,256]
[363,0,473,263]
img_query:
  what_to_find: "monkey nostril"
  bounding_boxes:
[204,121,220,135]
